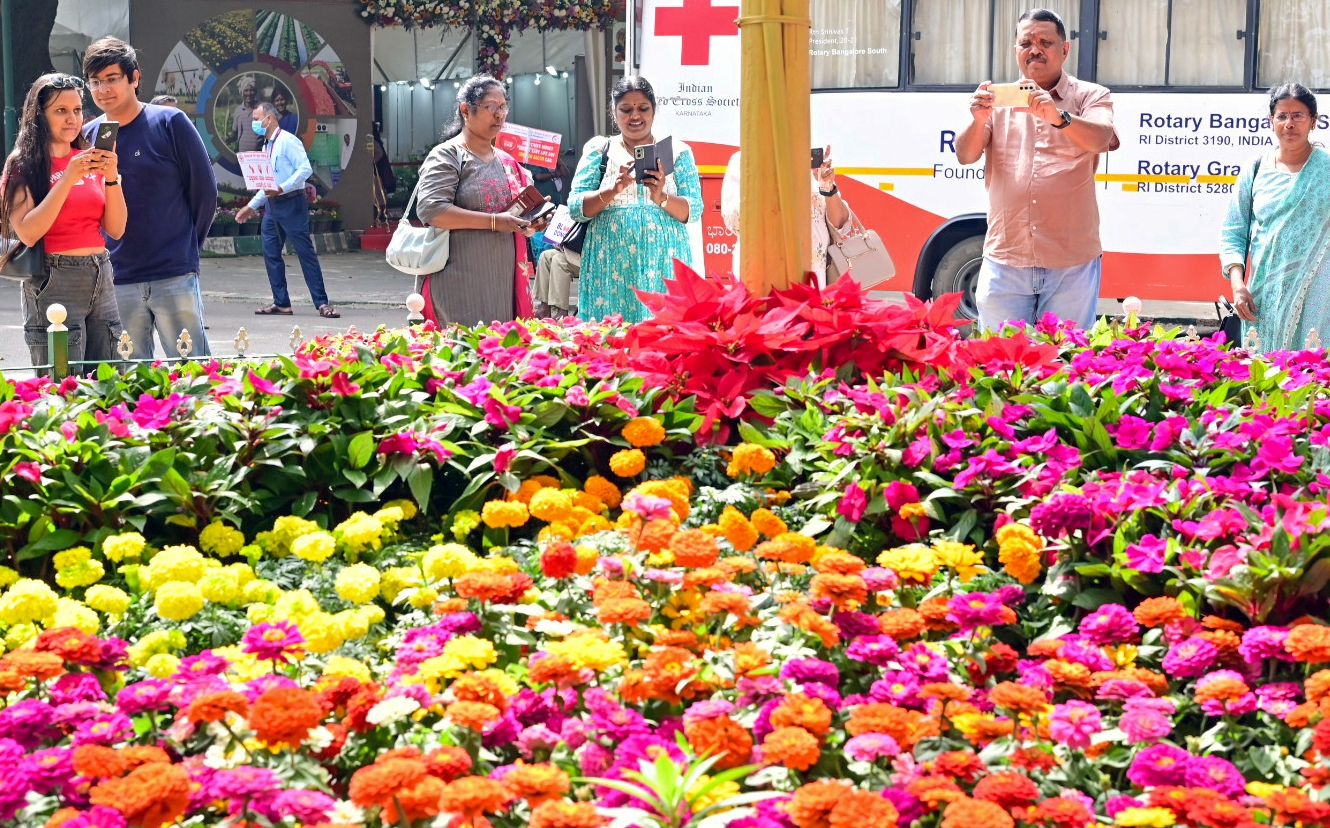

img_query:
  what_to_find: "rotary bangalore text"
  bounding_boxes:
[810,48,893,57]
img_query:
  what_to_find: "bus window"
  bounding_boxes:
[1258,0,1330,88]
[1098,0,1246,87]
[991,1,1079,83]
[812,0,902,90]
[911,0,992,86]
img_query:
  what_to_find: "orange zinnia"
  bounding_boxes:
[878,609,926,641]
[972,771,1040,810]
[455,572,515,603]
[249,686,324,749]
[186,690,250,724]
[2,650,65,681]
[425,746,474,781]
[1286,624,1330,663]
[770,693,833,738]
[447,700,501,731]
[941,797,1015,828]
[1306,669,1330,703]
[597,597,652,626]
[438,776,513,822]
[761,726,821,771]
[907,777,967,809]
[349,757,428,810]
[788,780,849,828]
[451,672,510,712]
[528,653,582,687]
[89,761,191,828]
[684,714,753,770]
[670,529,720,568]
[699,591,751,618]
[832,789,898,828]
[384,775,445,824]
[502,763,570,807]
[530,800,605,828]
[809,573,867,610]
[988,682,1050,714]
[778,602,840,648]
[1133,596,1187,628]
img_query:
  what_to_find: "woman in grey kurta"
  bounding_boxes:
[414,76,540,325]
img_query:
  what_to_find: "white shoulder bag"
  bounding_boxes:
[386,179,451,276]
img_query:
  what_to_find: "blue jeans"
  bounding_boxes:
[976,257,1102,332]
[114,272,211,360]
[22,252,122,370]
[261,195,328,308]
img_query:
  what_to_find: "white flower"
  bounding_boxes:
[366,695,421,726]
[329,801,367,824]
[307,725,336,752]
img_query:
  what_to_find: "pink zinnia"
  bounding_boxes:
[242,621,305,663]
[945,591,1007,632]
[621,492,673,522]
[1079,603,1140,645]
[1048,700,1101,749]
[1183,755,1245,797]
[844,733,900,762]
[1119,697,1175,744]
[1161,636,1218,678]
[1126,743,1191,787]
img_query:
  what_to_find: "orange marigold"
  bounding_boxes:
[761,726,821,771]
[349,757,428,810]
[502,763,570,806]
[771,693,834,738]
[670,529,720,568]
[186,690,250,724]
[609,449,647,478]
[1133,596,1187,628]
[481,500,530,529]
[451,671,510,711]
[623,417,666,448]
[809,573,867,610]
[879,609,926,641]
[718,506,759,551]
[438,775,513,821]
[756,532,817,564]
[727,443,777,477]
[88,762,191,828]
[684,715,753,770]
[249,686,324,749]
[941,797,1015,828]
[584,476,623,509]
[750,508,787,538]
[988,682,1050,714]
[530,800,606,828]
[447,700,502,731]
[1286,624,1330,663]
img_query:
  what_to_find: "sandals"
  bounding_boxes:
[318,304,341,319]
[255,304,293,315]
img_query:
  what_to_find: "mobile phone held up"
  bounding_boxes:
[989,81,1037,108]
[632,136,674,180]
[811,147,824,170]
[93,121,119,152]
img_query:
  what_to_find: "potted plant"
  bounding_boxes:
[309,207,330,234]
[239,208,263,236]
[323,200,343,233]
[210,208,239,237]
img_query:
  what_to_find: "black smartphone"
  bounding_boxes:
[811,147,824,169]
[633,136,674,180]
[520,201,557,224]
[93,121,119,152]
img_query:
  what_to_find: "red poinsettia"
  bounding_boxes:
[626,261,966,435]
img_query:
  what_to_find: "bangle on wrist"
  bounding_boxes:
[597,190,610,206]
[1225,264,1243,280]
[490,213,496,231]
[105,178,120,187]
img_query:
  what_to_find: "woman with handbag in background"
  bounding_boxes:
[0,73,125,370]
[720,145,853,285]
[412,75,548,325]
[568,76,703,323]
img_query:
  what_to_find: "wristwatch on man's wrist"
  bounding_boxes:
[1052,109,1072,130]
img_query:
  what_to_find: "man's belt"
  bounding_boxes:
[270,189,305,203]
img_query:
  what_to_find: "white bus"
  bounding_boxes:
[638,0,1330,317]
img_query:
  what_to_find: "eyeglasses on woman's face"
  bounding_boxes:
[473,103,509,116]
[1272,111,1311,123]
[87,73,127,92]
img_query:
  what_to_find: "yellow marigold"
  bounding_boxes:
[85,585,131,615]
[322,655,373,684]
[335,512,384,555]
[155,582,205,621]
[336,563,382,604]
[291,531,337,563]
[609,449,647,478]
[144,653,181,678]
[422,544,477,582]
[199,520,245,557]
[198,570,241,605]
[242,579,281,606]
[482,500,530,529]
[300,611,345,654]
[0,579,59,625]
[0,567,17,589]
[56,558,105,590]
[933,541,985,583]
[383,498,419,520]
[750,508,787,539]
[584,475,623,509]
[727,443,777,477]
[140,545,207,590]
[101,532,146,563]
[1114,808,1176,828]
[575,545,600,575]
[996,523,1044,585]
[381,567,422,604]
[268,515,320,556]
[623,417,666,448]
[719,506,759,551]
[877,544,939,586]
[529,488,576,523]
[53,597,99,634]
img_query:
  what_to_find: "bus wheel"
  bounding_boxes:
[932,235,985,320]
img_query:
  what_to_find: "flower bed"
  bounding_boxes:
[2,272,1330,828]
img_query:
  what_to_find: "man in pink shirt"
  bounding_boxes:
[954,8,1119,332]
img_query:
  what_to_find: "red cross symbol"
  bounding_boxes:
[655,0,740,65]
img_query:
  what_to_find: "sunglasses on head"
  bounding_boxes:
[48,75,86,90]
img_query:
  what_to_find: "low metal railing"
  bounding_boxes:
[5,293,428,380]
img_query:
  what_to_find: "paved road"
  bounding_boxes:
[0,250,1219,377]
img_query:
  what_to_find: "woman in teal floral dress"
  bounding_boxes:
[568,76,703,323]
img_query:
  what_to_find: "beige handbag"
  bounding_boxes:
[825,211,895,286]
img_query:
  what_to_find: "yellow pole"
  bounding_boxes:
[738,0,811,295]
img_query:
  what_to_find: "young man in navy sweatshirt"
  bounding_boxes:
[83,37,217,360]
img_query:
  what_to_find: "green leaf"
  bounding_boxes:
[347,431,376,470]
[1071,588,1122,610]
[18,528,83,560]
[407,463,434,513]
[292,490,318,517]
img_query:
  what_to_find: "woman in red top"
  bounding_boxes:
[1,73,125,369]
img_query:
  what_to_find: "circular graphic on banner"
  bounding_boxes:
[154,8,357,193]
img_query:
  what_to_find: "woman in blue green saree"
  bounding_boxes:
[1222,83,1330,354]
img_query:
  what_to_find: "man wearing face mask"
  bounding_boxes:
[954,8,1119,332]
[236,103,337,317]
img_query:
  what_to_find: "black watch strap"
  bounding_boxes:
[1053,109,1072,130]
[819,184,839,197]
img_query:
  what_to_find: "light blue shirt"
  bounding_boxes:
[246,128,312,210]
